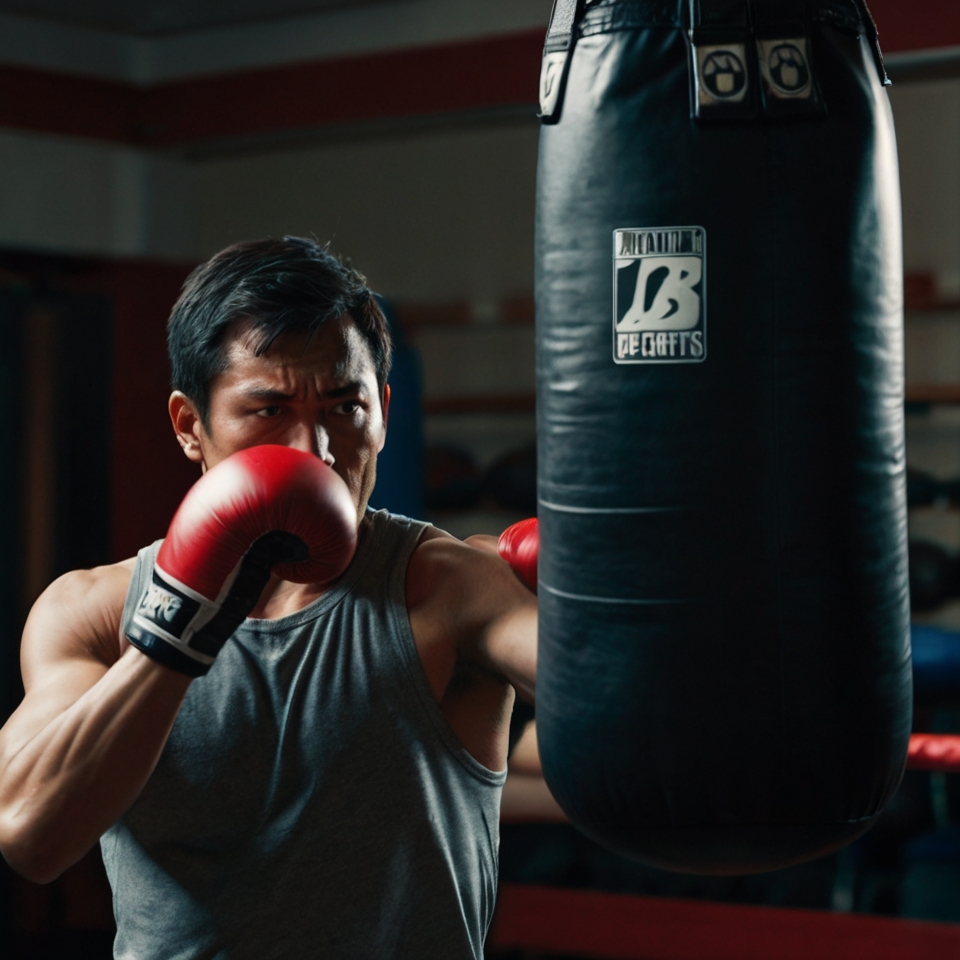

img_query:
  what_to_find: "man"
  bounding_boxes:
[0,237,539,959]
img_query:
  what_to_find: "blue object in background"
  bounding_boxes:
[912,624,960,702]
[367,296,425,519]
[901,825,960,922]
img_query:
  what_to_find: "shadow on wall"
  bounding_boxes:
[0,257,117,959]
[0,252,199,959]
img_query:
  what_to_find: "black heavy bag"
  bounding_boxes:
[535,0,911,874]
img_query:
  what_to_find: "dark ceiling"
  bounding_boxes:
[0,0,403,35]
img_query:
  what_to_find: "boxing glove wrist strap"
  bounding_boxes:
[125,531,308,677]
[125,567,226,677]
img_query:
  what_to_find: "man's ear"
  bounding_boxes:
[377,384,391,453]
[169,391,206,464]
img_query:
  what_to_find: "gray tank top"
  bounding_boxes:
[101,510,505,960]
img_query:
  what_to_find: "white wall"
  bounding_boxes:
[888,79,960,625]
[193,118,540,303]
[0,129,195,260]
[890,78,960,301]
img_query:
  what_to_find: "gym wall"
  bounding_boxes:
[896,79,960,293]
[0,130,195,261]
[894,78,960,629]
[0,0,955,605]
[194,119,538,303]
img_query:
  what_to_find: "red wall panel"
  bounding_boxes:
[105,261,199,561]
[141,31,543,147]
[0,64,137,142]
[870,0,960,53]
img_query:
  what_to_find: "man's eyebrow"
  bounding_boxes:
[237,382,365,402]
[325,381,365,400]
[238,387,297,402]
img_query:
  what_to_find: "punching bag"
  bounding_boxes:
[535,0,911,874]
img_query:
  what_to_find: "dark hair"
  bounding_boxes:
[168,237,392,426]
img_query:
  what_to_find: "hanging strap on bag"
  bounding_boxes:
[539,0,584,123]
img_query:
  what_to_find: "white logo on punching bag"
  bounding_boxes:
[613,227,706,365]
[758,38,813,100]
[695,44,749,108]
[768,44,809,93]
[618,256,702,332]
[702,51,746,100]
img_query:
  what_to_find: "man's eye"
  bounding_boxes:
[335,401,360,415]
[256,406,282,418]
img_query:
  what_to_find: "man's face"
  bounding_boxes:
[172,314,389,520]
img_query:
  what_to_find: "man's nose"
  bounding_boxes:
[289,421,334,466]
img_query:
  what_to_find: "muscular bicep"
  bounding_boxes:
[460,534,537,696]
[479,594,537,701]
[16,562,133,721]
[0,560,190,882]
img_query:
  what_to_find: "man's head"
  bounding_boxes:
[168,237,393,517]
[169,237,392,425]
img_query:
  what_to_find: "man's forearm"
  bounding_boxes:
[0,649,190,883]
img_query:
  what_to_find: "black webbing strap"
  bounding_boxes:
[851,0,890,85]
[751,0,805,36]
[689,0,749,41]
[539,0,584,123]
[544,0,582,51]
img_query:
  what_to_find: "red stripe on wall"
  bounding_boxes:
[0,7,957,149]
[869,0,960,54]
[104,260,199,561]
[0,63,137,142]
[490,884,960,960]
[0,31,543,148]
[141,31,543,147]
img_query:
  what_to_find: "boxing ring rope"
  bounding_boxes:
[489,735,960,958]
[907,733,960,772]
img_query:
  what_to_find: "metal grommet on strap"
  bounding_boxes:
[539,0,584,124]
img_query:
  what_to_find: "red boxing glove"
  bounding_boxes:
[498,517,538,593]
[126,445,357,677]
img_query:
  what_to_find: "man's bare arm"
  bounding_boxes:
[462,533,537,701]
[0,563,192,883]
[455,559,560,822]
[413,534,537,699]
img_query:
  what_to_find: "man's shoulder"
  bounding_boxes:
[407,527,521,615]
[405,527,536,694]
[362,508,439,564]
[408,526,470,573]
[39,559,136,613]
[21,559,137,684]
